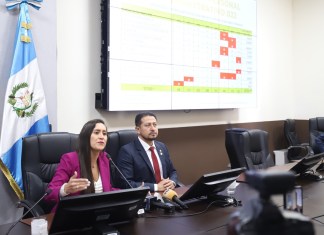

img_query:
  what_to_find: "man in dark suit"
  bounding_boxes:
[116,112,178,192]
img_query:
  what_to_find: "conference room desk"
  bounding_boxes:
[0,200,237,235]
[2,177,324,235]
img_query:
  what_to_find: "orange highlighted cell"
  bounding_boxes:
[184,76,194,82]
[228,37,236,48]
[220,46,228,56]
[211,60,220,67]
[220,72,237,80]
[173,81,184,86]
[220,31,228,40]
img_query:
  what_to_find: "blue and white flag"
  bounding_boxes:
[0,1,49,199]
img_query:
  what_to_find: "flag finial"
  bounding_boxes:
[6,0,43,11]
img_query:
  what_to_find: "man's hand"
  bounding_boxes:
[157,178,175,191]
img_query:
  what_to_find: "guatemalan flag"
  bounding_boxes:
[0,1,50,199]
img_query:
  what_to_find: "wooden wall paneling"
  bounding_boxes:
[158,120,308,185]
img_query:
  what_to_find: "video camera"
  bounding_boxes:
[227,171,314,235]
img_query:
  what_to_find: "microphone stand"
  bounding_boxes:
[6,189,51,235]
[107,155,133,189]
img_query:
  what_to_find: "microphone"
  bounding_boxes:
[151,199,175,213]
[162,197,183,210]
[145,195,175,213]
[6,188,52,235]
[163,188,188,210]
[107,154,133,189]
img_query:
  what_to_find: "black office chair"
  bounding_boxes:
[225,128,274,170]
[225,128,249,169]
[284,119,313,162]
[106,129,138,163]
[284,119,302,146]
[21,132,78,217]
[106,129,138,187]
[309,117,324,154]
[242,129,274,170]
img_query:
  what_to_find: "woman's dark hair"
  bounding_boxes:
[77,119,107,194]
[135,112,157,127]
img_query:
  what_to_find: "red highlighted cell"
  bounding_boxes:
[184,76,194,82]
[220,72,237,80]
[220,31,228,40]
[220,47,228,56]
[211,60,220,67]
[228,37,236,48]
[173,81,184,86]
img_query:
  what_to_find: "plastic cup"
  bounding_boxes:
[31,218,48,235]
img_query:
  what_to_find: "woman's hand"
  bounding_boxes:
[64,171,90,194]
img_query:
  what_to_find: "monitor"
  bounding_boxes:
[289,152,324,180]
[179,167,245,202]
[49,187,149,235]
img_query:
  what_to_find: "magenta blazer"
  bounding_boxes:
[45,151,119,212]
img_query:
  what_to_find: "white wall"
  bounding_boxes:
[293,0,324,119]
[1,1,322,134]
[56,0,296,133]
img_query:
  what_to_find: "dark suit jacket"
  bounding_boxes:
[116,138,178,191]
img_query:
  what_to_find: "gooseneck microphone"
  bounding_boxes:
[6,188,52,235]
[107,154,133,189]
[163,188,189,209]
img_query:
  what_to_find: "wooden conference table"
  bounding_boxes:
[2,165,324,235]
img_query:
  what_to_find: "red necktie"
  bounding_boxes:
[149,146,162,183]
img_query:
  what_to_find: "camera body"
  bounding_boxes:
[227,171,314,235]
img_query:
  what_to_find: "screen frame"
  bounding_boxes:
[98,0,257,111]
[49,187,149,234]
[179,167,245,202]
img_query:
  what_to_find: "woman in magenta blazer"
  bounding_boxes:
[45,119,119,212]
